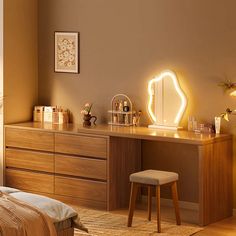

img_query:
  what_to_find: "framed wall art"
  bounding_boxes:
[55,31,80,73]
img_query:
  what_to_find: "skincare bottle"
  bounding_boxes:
[136,110,142,126]
[133,113,137,126]
[123,100,130,112]
[199,124,205,133]
[188,116,193,131]
[215,117,221,134]
[125,114,129,125]
[192,117,198,131]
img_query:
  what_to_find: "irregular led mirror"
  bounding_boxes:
[148,70,187,130]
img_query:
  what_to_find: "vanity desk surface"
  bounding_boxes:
[4,122,232,227]
[5,121,231,145]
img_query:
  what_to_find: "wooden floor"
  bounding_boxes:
[194,217,236,236]
[112,206,236,236]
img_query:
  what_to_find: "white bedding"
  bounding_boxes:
[0,187,20,194]
[0,187,87,232]
[0,187,77,223]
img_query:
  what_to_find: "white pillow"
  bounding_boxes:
[0,186,20,194]
[10,191,77,223]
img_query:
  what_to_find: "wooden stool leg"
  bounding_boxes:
[127,182,138,227]
[171,181,181,225]
[156,185,161,233]
[148,185,152,221]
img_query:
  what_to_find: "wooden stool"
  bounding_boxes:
[127,170,181,233]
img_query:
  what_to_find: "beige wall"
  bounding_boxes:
[39,0,236,205]
[4,0,38,124]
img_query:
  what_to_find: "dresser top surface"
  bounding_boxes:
[5,122,232,145]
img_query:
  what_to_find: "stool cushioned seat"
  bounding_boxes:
[130,169,178,185]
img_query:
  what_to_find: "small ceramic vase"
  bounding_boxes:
[83,114,97,127]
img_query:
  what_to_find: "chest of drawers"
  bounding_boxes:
[4,123,141,210]
[5,127,109,209]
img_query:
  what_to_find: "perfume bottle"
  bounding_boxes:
[113,114,118,123]
[114,101,119,111]
[119,101,123,112]
[123,100,130,112]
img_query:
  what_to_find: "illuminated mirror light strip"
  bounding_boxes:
[147,70,187,127]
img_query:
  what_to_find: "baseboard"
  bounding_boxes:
[233,209,236,216]
[141,195,199,211]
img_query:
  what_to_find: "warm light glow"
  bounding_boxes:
[148,70,187,128]
[174,133,180,138]
[230,90,236,96]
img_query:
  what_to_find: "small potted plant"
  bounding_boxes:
[218,80,236,96]
[81,103,97,126]
[220,108,233,122]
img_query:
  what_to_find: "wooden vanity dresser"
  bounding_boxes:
[4,122,232,226]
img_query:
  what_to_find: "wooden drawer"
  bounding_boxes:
[6,169,54,194]
[6,148,54,173]
[55,176,106,202]
[5,128,54,152]
[55,154,106,180]
[55,133,107,159]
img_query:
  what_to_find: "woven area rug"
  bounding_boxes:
[74,207,203,236]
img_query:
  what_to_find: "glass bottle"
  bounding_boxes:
[123,100,130,112]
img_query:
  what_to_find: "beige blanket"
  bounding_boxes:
[0,191,57,236]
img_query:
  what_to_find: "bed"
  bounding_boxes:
[0,187,87,236]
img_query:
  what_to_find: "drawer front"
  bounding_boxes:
[55,154,106,180]
[55,176,106,202]
[5,128,54,152]
[55,133,107,159]
[6,169,54,194]
[6,148,54,173]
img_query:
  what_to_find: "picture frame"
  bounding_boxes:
[54,31,80,74]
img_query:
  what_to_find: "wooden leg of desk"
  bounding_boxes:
[127,182,138,227]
